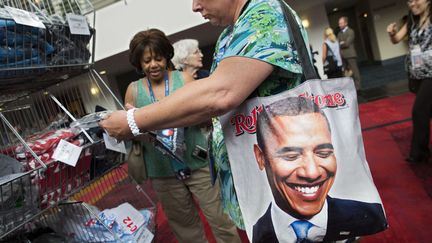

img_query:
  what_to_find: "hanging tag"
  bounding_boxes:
[66,13,91,35]
[410,45,423,69]
[52,139,83,167]
[134,226,154,243]
[103,133,127,154]
[5,6,45,29]
[111,203,145,234]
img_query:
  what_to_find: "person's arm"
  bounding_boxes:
[99,56,274,140]
[124,82,136,110]
[123,81,156,143]
[340,29,354,49]
[322,43,327,63]
[387,22,408,44]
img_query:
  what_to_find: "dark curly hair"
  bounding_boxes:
[129,28,174,71]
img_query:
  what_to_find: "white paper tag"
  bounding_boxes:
[410,45,423,68]
[103,133,127,154]
[66,13,90,35]
[52,139,83,167]
[111,203,145,234]
[5,6,45,29]
[134,226,154,243]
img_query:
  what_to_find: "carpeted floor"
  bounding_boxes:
[359,92,432,243]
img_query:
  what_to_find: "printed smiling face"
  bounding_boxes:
[255,113,336,219]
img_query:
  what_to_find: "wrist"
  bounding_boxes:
[127,108,143,137]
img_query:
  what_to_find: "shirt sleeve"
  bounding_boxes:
[221,1,308,75]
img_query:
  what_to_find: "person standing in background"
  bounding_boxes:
[172,39,210,79]
[387,0,432,163]
[173,38,246,231]
[125,29,241,243]
[100,0,310,232]
[322,27,344,78]
[338,16,361,91]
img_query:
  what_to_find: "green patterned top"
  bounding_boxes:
[209,0,308,229]
[135,70,209,178]
[211,0,309,96]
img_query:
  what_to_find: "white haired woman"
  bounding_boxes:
[172,39,210,79]
[173,38,244,229]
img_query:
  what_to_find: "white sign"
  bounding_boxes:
[66,13,90,35]
[111,203,145,235]
[103,133,127,154]
[5,6,45,29]
[52,139,83,167]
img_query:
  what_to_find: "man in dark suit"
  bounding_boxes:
[252,97,387,242]
[337,16,361,92]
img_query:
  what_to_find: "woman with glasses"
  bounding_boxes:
[387,0,432,163]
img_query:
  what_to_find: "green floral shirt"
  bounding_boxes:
[210,0,308,229]
[211,0,309,96]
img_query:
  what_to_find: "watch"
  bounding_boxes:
[127,108,143,137]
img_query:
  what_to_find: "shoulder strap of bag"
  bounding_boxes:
[277,0,319,80]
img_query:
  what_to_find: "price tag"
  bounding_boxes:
[66,13,90,35]
[134,226,154,243]
[5,6,45,29]
[52,139,83,167]
[103,133,127,154]
[111,203,145,234]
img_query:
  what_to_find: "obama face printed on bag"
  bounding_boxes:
[254,103,336,219]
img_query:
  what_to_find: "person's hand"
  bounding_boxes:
[125,103,135,111]
[98,110,133,140]
[340,41,345,45]
[387,23,397,36]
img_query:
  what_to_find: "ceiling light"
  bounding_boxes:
[90,87,99,96]
[302,19,310,28]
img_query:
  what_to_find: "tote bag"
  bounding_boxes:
[219,1,388,242]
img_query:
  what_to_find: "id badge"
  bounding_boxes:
[410,45,423,68]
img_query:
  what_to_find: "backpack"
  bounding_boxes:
[323,43,338,75]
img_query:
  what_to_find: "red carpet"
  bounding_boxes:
[148,92,432,242]
[359,92,432,243]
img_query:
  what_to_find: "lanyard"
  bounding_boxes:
[146,72,169,103]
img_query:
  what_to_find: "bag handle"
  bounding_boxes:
[278,0,319,80]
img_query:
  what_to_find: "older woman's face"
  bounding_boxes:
[192,0,237,26]
[408,0,430,16]
[184,48,203,69]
